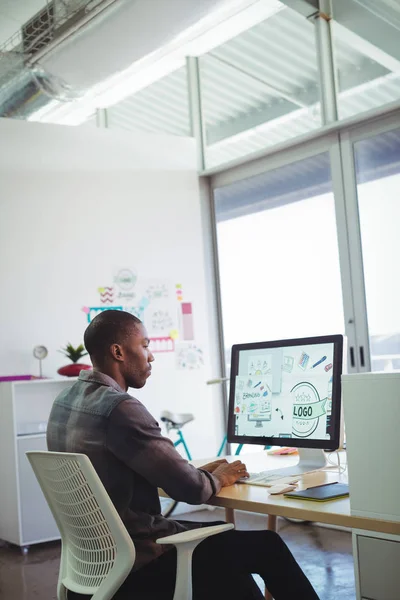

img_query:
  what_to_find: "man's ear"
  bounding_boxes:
[110,343,124,362]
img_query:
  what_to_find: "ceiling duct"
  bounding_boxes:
[0,0,100,118]
[0,62,81,119]
[0,0,255,122]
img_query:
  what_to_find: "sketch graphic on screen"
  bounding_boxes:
[234,376,272,425]
[283,356,294,373]
[291,381,328,438]
[298,351,310,370]
[248,355,271,376]
[247,397,272,427]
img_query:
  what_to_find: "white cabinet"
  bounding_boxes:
[342,373,400,600]
[0,378,75,548]
[353,530,400,600]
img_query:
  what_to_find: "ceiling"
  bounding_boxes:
[1,0,400,170]
[0,0,46,45]
[106,2,400,167]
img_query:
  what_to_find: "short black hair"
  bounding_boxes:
[84,310,142,361]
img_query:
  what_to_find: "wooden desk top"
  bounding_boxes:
[194,451,400,536]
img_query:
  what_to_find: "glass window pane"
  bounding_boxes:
[354,127,400,371]
[214,153,345,363]
[107,65,190,136]
[332,1,400,120]
[201,5,320,169]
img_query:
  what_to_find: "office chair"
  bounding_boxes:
[26,451,233,600]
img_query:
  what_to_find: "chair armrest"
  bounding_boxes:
[156,523,233,546]
[157,524,234,600]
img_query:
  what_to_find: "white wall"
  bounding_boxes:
[0,118,225,459]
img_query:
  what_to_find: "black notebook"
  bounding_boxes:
[283,483,349,502]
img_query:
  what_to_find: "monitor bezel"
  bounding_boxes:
[227,334,343,451]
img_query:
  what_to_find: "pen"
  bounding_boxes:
[306,481,338,490]
[311,356,327,368]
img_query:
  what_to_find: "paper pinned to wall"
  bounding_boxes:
[146,281,169,300]
[143,279,177,338]
[150,336,175,353]
[181,302,194,340]
[176,343,204,370]
[84,271,180,349]
[176,283,183,302]
[83,305,124,322]
[98,286,115,304]
[113,268,138,304]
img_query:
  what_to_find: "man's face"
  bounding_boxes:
[120,323,154,389]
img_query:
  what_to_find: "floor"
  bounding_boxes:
[0,508,356,599]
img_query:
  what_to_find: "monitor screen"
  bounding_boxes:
[227,334,343,451]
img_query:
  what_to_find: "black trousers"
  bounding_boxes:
[68,521,320,600]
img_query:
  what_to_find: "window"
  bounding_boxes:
[214,152,345,368]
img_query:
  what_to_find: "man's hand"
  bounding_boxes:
[200,458,228,473]
[212,459,249,487]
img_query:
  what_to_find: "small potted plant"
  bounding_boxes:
[57,343,91,377]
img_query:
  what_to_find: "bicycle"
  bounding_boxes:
[160,410,194,517]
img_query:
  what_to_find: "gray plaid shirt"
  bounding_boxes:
[47,370,221,570]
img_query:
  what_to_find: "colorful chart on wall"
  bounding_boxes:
[176,343,204,370]
[82,268,200,357]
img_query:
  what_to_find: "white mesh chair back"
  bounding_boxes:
[26,451,135,600]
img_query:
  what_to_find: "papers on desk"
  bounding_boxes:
[267,447,299,456]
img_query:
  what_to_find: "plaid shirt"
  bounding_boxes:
[47,370,221,570]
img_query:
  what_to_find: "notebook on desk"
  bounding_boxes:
[283,483,349,502]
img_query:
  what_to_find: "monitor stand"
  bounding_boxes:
[263,448,327,479]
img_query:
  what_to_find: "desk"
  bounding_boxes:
[186,451,400,600]
[203,452,400,536]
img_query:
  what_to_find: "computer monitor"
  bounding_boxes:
[227,334,343,477]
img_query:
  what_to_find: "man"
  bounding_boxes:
[47,310,320,600]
